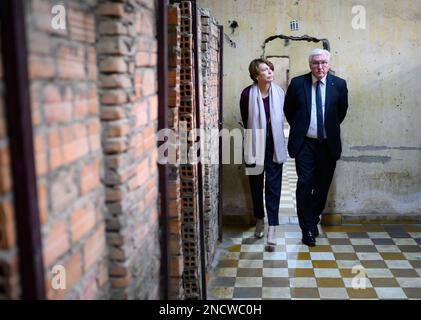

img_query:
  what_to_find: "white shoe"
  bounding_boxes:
[254,219,264,238]
[267,226,276,245]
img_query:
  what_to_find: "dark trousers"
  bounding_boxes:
[295,137,336,232]
[248,131,283,226]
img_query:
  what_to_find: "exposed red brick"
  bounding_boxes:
[29,55,55,79]
[81,159,100,195]
[98,21,128,35]
[168,217,181,235]
[57,251,83,294]
[74,94,89,120]
[106,121,131,138]
[98,260,109,289]
[38,179,48,225]
[0,200,15,249]
[169,255,183,277]
[137,158,149,186]
[104,138,129,154]
[168,5,180,26]
[0,144,11,194]
[142,68,156,96]
[87,47,98,80]
[43,84,73,124]
[57,45,85,80]
[83,226,106,271]
[71,204,97,243]
[99,57,127,73]
[88,86,99,115]
[143,127,155,151]
[100,74,132,89]
[149,95,158,121]
[110,274,131,288]
[101,90,128,105]
[34,133,48,176]
[134,101,148,127]
[100,106,126,120]
[97,3,126,17]
[135,51,150,67]
[43,221,70,267]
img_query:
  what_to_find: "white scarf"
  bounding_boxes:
[244,83,287,166]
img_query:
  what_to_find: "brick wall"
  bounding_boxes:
[0,0,220,300]
[165,1,222,299]
[178,1,203,300]
[26,0,108,299]
[97,0,160,299]
[167,4,184,300]
[199,8,220,271]
[0,0,162,300]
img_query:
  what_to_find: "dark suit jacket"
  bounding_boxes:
[284,72,348,160]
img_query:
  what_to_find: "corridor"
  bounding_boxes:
[207,156,421,300]
[1,0,421,301]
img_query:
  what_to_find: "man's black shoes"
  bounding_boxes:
[302,230,316,247]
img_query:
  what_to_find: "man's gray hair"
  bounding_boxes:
[308,48,331,63]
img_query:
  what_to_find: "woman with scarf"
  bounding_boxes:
[240,58,287,246]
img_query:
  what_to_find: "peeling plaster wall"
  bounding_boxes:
[198,0,421,220]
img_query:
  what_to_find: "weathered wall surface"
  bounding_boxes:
[198,0,421,221]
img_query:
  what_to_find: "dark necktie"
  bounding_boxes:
[316,80,324,142]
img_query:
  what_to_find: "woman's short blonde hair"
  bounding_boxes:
[248,58,274,83]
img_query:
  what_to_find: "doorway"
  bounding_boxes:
[267,56,298,222]
[268,56,289,92]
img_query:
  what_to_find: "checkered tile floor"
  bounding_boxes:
[207,224,421,299]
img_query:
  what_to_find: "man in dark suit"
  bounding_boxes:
[284,49,348,246]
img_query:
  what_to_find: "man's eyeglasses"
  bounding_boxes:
[311,61,328,67]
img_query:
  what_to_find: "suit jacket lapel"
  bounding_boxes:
[304,73,312,117]
[325,73,333,115]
